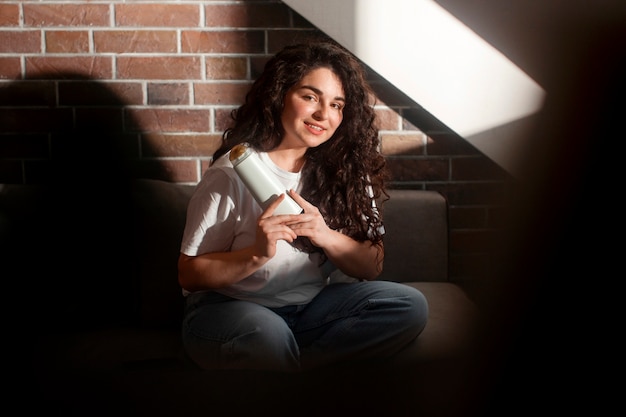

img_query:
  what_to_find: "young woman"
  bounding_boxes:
[178,40,428,371]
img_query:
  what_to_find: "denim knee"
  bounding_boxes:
[182,302,300,372]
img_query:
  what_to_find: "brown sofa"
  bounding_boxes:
[2,178,479,417]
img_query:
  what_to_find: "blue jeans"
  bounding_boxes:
[181,281,428,372]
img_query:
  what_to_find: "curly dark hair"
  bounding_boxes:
[213,40,390,246]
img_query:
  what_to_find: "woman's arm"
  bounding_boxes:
[178,248,267,292]
[317,230,383,281]
[285,190,383,281]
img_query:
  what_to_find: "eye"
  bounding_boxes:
[331,102,344,110]
[303,94,317,102]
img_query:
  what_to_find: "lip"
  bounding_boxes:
[304,121,325,134]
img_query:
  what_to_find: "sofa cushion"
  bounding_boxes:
[395,282,478,362]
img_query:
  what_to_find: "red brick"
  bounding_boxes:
[369,81,418,108]
[205,57,248,80]
[194,82,250,105]
[67,130,140,160]
[126,109,210,133]
[200,159,211,175]
[426,131,480,156]
[141,134,222,157]
[0,31,41,53]
[25,56,112,79]
[380,134,425,156]
[0,81,56,106]
[204,4,290,28]
[214,108,235,133]
[386,157,449,182]
[428,182,510,206]
[24,4,110,27]
[134,159,199,183]
[0,134,49,158]
[59,82,143,106]
[451,156,509,181]
[115,4,200,27]
[0,109,73,133]
[94,30,177,53]
[0,4,20,26]
[401,116,420,131]
[375,108,400,130]
[147,83,190,105]
[75,108,125,132]
[250,56,271,79]
[117,56,201,80]
[103,82,145,106]
[46,31,90,53]
[0,58,21,79]
[181,31,264,54]
[267,30,326,53]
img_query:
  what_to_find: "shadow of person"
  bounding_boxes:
[1,73,196,415]
[0,73,170,330]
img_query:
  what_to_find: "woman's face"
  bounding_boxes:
[280,67,345,149]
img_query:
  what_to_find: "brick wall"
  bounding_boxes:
[0,0,514,297]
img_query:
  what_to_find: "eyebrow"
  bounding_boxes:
[300,85,345,102]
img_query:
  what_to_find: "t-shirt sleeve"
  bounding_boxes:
[180,168,239,256]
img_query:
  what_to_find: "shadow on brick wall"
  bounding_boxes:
[0,72,170,184]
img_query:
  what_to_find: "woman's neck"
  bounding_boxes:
[267,148,306,173]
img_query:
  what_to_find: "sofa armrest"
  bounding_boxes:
[378,189,448,283]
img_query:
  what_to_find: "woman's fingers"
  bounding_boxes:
[287,189,313,211]
[260,193,286,218]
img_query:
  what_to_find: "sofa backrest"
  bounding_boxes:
[378,189,449,283]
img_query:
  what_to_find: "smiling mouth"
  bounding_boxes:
[305,122,323,131]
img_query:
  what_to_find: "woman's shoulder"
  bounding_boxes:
[195,153,238,191]
[210,151,235,170]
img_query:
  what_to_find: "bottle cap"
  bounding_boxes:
[229,143,251,165]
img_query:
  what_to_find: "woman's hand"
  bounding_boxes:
[283,189,333,248]
[285,189,383,281]
[255,194,299,259]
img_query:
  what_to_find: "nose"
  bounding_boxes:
[312,104,328,121]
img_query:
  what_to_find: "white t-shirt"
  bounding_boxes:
[180,149,345,307]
